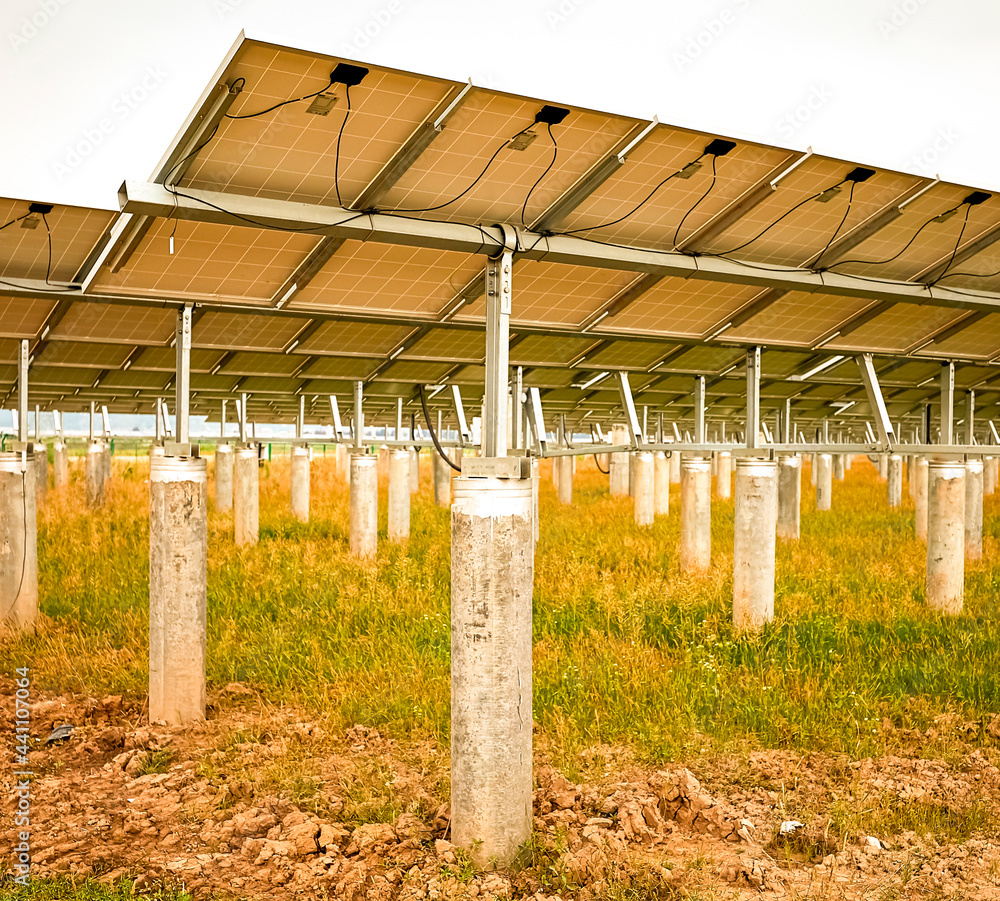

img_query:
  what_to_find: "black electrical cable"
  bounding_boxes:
[594,453,609,474]
[224,73,334,120]
[811,178,857,269]
[520,123,557,229]
[41,212,54,286]
[926,203,973,286]
[824,202,966,271]
[385,124,536,215]
[555,152,707,238]
[672,153,718,249]
[713,178,849,256]
[419,386,460,472]
[334,85,353,208]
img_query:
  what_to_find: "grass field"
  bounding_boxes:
[5,448,1000,766]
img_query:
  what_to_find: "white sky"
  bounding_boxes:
[1,0,999,211]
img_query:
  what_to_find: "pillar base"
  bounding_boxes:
[0,452,37,632]
[680,455,711,573]
[927,459,965,614]
[733,458,777,631]
[290,445,310,523]
[388,449,411,541]
[350,453,378,556]
[234,446,260,546]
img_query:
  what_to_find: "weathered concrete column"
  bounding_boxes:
[388,449,411,542]
[233,446,259,547]
[680,455,711,572]
[776,454,801,540]
[33,442,47,506]
[878,454,888,480]
[816,453,833,511]
[451,477,533,868]
[290,445,310,523]
[966,459,983,561]
[609,428,629,497]
[733,458,778,631]
[915,457,928,541]
[85,441,105,508]
[985,456,998,495]
[102,443,112,486]
[669,449,681,484]
[215,443,233,511]
[908,456,917,501]
[433,450,451,507]
[810,454,817,486]
[716,451,732,500]
[633,450,654,527]
[654,451,669,517]
[53,440,69,490]
[628,451,636,497]
[410,449,419,493]
[834,454,845,481]
[349,453,378,557]
[0,452,37,632]
[531,457,540,544]
[926,459,965,613]
[887,454,903,509]
[556,454,573,505]
[148,455,207,724]
[336,443,349,482]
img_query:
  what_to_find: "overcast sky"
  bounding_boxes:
[1,0,999,211]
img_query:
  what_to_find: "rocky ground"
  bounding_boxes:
[4,679,1000,900]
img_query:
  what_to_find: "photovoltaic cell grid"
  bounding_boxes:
[0,35,999,423]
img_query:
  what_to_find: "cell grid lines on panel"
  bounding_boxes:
[34,341,133,369]
[51,303,176,345]
[726,291,875,347]
[826,304,969,354]
[194,311,310,351]
[296,320,413,356]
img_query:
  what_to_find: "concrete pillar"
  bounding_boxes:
[716,451,732,500]
[85,441,105,508]
[33,442,47,506]
[349,453,378,556]
[150,445,165,460]
[915,457,928,541]
[337,443,349,482]
[233,446,259,547]
[531,458,540,544]
[669,449,681,484]
[810,454,817,487]
[609,429,629,497]
[410,448,419,493]
[845,454,853,471]
[680,455,711,573]
[908,456,917,501]
[966,459,983,561]
[148,455,207,724]
[733,458,778,631]
[985,456,998,496]
[633,450,654,527]
[926,459,965,613]
[0,452,37,632]
[53,441,69,491]
[556,454,573,505]
[433,450,452,507]
[834,454,845,482]
[628,451,636,497]
[215,443,233,511]
[887,454,903,508]
[450,477,533,868]
[102,443,111,486]
[388,449,411,542]
[878,454,888,480]
[654,451,669,517]
[816,453,833,511]
[776,454,801,540]
[290,445,310,522]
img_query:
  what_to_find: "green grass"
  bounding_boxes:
[5,451,1000,767]
[0,877,193,901]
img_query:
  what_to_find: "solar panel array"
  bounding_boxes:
[2,36,1000,437]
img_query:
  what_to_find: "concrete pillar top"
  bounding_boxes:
[151,455,207,483]
[736,456,778,473]
[0,450,32,470]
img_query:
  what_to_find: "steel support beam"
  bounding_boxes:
[746,347,760,450]
[175,305,192,445]
[483,251,512,458]
[940,361,955,446]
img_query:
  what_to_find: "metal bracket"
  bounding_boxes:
[329,395,345,439]
[526,387,548,456]
[615,372,644,448]
[746,346,760,450]
[856,353,895,451]
[452,385,471,444]
[101,405,111,439]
